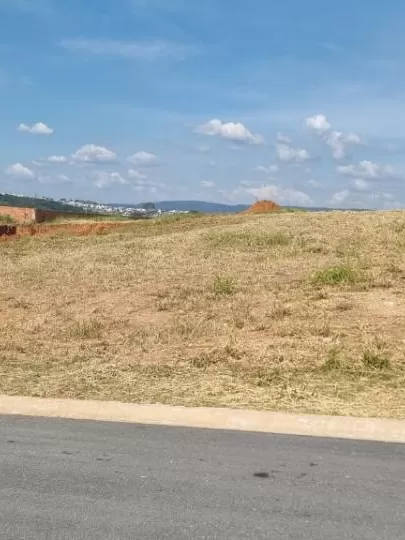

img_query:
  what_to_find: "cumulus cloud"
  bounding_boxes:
[325,131,362,160]
[201,181,216,188]
[276,143,311,163]
[127,169,164,191]
[128,169,148,180]
[128,151,160,167]
[18,122,54,135]
[5,163,36,180]
[306,113,362,160]
[244,184,312,206]
[72,144,117,163]
[277,132,292,143]
[254,164,279,174]
[92,171,128,188]
[306,114,331,133]
[195,119,263,144]
[337,160,395,180]
[330,190,350,205]
[46,155,68,164]
[352,178,369,191]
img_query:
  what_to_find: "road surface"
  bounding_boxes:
[1,415,404,539]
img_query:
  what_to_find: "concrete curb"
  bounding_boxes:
[0,395,404,443]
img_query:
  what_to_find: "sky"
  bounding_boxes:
[1,0,405,208]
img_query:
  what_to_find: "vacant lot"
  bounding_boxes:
[1,211,405,418]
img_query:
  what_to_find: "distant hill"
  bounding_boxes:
[0,193,372,215]
[125,201,366,213]
[0,194,86,213]
[110,200,250,213]
[153,200,250,213]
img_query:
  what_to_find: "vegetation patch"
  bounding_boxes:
[312,265,358,286]
[2,210,405,418]
[206,230,291,249]
[212,276,236,296]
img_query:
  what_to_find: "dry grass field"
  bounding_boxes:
[1,210,405,418]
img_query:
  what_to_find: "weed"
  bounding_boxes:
[362,349,390,370]
[213,276,236,296]
[322,347,343,371]
[312,265,357,286]
[0,214,16,224]
[66,320,103,340]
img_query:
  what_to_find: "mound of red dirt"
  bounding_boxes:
[245,200,281,214]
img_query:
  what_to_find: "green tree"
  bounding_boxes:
[140,202,156,211]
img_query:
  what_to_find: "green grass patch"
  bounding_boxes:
[312,265,357,286]
[0,214,16,224]
[213,276,236,296]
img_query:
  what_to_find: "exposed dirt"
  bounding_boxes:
[2,210,405,418]
[0,225,17,237]
[245,200,281,213]
[15,222,130,238]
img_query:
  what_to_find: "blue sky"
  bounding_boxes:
[1,0,405,207]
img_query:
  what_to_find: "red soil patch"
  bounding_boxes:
[0,225,17,237]
[245,200,281,214]
[1,222,131,240]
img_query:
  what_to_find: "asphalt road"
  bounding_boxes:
[1,416,404,539]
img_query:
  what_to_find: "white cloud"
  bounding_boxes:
[277,132,292,143]
[306,114,331,133]
[306,113,363,159]
[57,174,71,183]
[254,164,279,174]
[308,179,321,188]
[195,118,263,144]
[128,169,148,180]
[329,190,350,205]
[37,174,72,185]
[5,163,35,180]
[337,160,395,180]
[18,122,54,135]
[325,130,363,159]
[352,178,369,191]
[244,184,312,206]
[128,151,160,167]
[72,144,117,163]
[60,39,191,61]
[276,143,311,163]
[46,155,67,164]
[201,181,216,188]
[92,171,128,189]
[127,169,164,191]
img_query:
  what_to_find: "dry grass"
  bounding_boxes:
[2,210,405,418]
